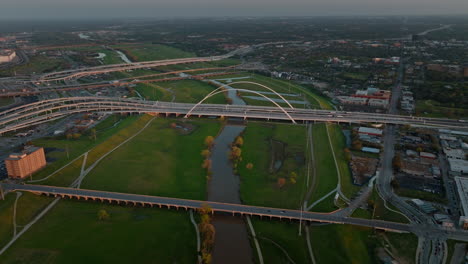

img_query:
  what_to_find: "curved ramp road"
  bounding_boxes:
[0,97,466,134]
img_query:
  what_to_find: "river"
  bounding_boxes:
[208,82,253,263]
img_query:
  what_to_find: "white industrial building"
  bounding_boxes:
[444,148,466,160]
[454,177,468,228]
[448,159,468,175]
[0,49,16,63]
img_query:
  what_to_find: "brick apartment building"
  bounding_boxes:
[5,146,46,179]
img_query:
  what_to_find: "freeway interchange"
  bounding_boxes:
[0,96,467,134]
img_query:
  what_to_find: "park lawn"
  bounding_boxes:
[0,55,69,77]
[0,200,197,264]
[135,83,172,101]
[310,194,339,213]
[157,80,226,104]
[112,44,195,61]
[82,118,222,200]
[0,194,16,248]
[0,98,14,107]
[415,100,468,119]
[385,232,418,264]
[240,96,308,109]
[309,224,379,264]
[350,188,408,223]
[351,208,372,219]
[0,192,56,249]
[238,122,308,209]
[327,124,360,199]
[252,220,309,264]
[30,115,141,184]
[307,123,339,210]
[371,189,409,223]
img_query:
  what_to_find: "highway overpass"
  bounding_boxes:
[4,183,468,242]
[2,183,411,233]
[0,97,466,134]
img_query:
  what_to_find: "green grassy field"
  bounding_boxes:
[112,44,195,61]
[31,115,141,186]
[252,220,310,264]
[155,80,226,104]
[0,201,197,264]
[83,118,222,200]
[0,98,14,107]
[309,224,379,264]
[327,124,360,199]
[351,188,409,223]
[385,232,418,264]
[0,115,221,262]
[238,122,308,209]
[416,100,468,119]
[0,55,69,77]
[307,124,339,210]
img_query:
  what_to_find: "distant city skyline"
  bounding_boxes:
[1,0,467,19]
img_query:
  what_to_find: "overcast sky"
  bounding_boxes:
[1,0,467,19]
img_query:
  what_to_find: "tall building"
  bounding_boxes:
[5,146,46,179]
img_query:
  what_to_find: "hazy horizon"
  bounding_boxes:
[1,0,468,19]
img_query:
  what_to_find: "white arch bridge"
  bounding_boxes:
[0,96,466,134]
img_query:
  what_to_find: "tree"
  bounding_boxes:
[234,136,244,147]
[392,154,402,171]
[202,159,212,170]
[351,140,362,150]
[344,148,352,162]
[277,177,286,188]
[89,128,97,141]
[170,122,177,129]
[390,179,400,190]
[72,133,81,140]
[230,146,242,161]
[201,149,211,158]
[246,163,254,169]
[97,209,110,221]
[204,136,215,148]
[66,133,73,140]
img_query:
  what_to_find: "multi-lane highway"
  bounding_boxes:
[0,96,466,134]
[2,183,468,242]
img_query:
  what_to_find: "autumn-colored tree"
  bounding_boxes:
[344,148,352,162]
[246,163,254,169]
[170,122,177,129]
[66,133,73,140]
[351,140,362,150]
[202,159,212,170]
[289,172,297,184]
[230,146,242,161]
[97,209,110,221]
[204,136,215,148]
[392,154,402,171]
[277,177,286,188]
[89,128,97,141]
[201,149,211,158]
[234,136,244,147]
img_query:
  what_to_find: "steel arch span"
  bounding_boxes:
[204,81,296,109]
[184,88,297,124]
